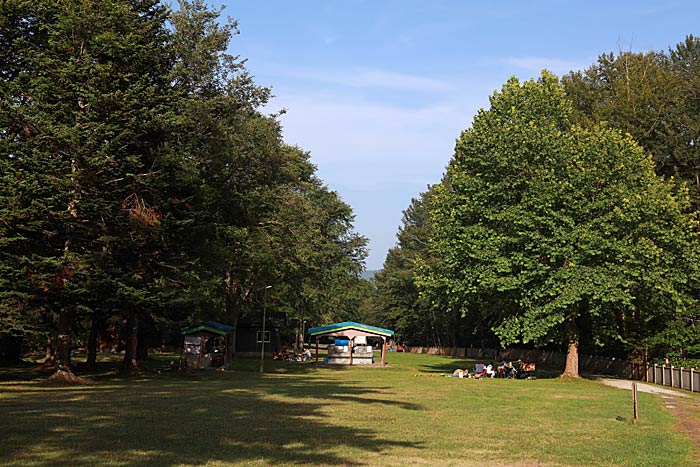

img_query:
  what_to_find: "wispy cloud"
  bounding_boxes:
[500,56,585,76]
[635,3,682,16]
[274,92,469,166]
[267,66,453,93]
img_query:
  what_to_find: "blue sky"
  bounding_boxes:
[217,1,700,270]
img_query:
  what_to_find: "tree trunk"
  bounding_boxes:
[295,320,302,350]
[85,313,99,369]
[47,307,85,384]
[44,334,53,363]
[47,157,86,384]
[225,270,237,356]
[562,326,580,379]
[54,308,71,372]
[230,310,241,357]
[120,310,139,373]
[136,324,149,361]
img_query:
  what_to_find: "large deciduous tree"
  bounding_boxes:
[421,72,700,377]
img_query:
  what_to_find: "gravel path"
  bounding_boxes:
[595,377,700,461]
[595,377,688,398]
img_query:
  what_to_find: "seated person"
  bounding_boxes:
[297,347,312,361]
[474,362,486,379]
[451,368,468,378]
[503,361,515,379]
[520,362,536,379]
[497,360,507,378]
[486,363,496,378]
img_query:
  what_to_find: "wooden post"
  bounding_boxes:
[691,368,694,393]
[662,364,665,386]
[671,366,674,388]
[315,337,319,363]
[653,363,657,384]
[381,337,387,365]
[632,382,638,424]
[690,368,694,393]
[680,367,684,390]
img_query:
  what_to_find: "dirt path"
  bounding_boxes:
[595,377,700,465]
[595,377,688,397]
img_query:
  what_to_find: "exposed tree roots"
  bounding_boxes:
[45,369,90,385]
[559,373,579,381]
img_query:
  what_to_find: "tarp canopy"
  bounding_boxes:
[180,321,234,336]
[308,321,394,339]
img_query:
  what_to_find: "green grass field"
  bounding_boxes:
[0,352,696,467]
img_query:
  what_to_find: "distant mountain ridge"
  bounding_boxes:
[361,269,379,280]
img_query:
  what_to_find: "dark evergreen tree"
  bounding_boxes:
[0,0,175,380]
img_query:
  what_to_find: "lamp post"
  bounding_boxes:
[260,285,272,373]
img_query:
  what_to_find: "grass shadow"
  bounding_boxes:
[415,356,560,380]
[0,356,423,466]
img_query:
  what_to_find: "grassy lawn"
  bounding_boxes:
[0,352,696,467]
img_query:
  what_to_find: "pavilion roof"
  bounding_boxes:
[180,321,234,336]
[308,321,394,338]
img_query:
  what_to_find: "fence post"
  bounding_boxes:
[632,382,638,424]
[671,366,674,388]
[691,368,695,393]
[680,367,684,390]
[653,363,657,384]
[645,362,649,382]
[662,364,666,386]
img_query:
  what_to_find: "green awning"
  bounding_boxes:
[308,321,394,338]
[180,321,234,336]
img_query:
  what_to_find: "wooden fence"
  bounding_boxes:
[626,362,699,393]
[407,346,699,393]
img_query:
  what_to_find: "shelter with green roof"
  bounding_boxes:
[307,321,394,365]
[180,321,234,370]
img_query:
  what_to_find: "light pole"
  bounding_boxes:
[260,285,272,373]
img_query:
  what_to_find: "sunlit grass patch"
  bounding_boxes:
[0,352,696,466]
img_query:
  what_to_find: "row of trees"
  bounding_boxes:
[364,36,700,376]
[0,0,367,380]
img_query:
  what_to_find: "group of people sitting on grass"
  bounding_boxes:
[272,347,312,362]
[450,360,536,379]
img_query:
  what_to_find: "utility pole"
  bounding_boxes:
[260,285,272,373]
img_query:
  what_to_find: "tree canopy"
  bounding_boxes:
[0,0,367,377]
[417,72,700,376]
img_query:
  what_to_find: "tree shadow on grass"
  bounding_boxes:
[0,360,47,382]
[416,357,477,374]
[416,357,560,380]
[0,366,423,466]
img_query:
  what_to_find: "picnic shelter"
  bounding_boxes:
[308,321,395,365]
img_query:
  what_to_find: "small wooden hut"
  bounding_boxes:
[180,321,234,369]
[308,321,394,365]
